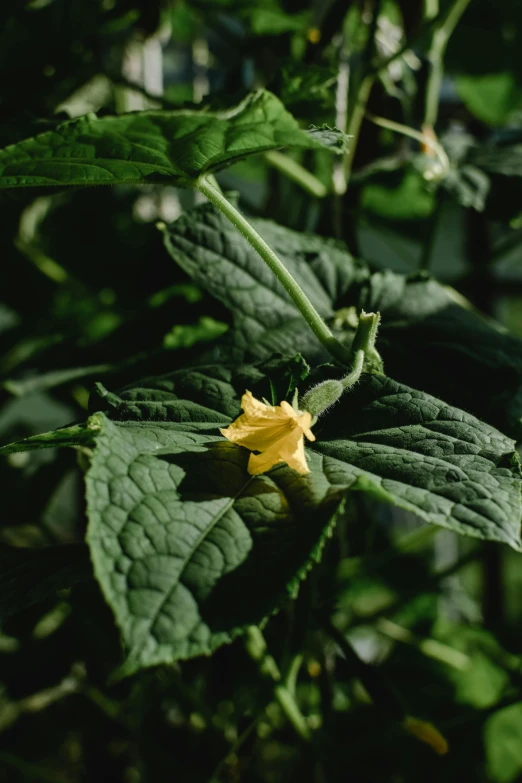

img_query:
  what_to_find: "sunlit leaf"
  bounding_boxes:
[84,363,522,673]
[0,91,347,189]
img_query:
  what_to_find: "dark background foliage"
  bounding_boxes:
[3,1,522,781]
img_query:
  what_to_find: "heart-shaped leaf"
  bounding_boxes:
[0,91,346,190]
[162,203,368,362]
[85,412,345,676]
[83,364,521,675]
[164,205,522,439]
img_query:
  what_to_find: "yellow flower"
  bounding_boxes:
[220,391,316,476]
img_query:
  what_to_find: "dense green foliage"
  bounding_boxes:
[3,1,522,782]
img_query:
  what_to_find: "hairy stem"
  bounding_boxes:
[196,176,352,365]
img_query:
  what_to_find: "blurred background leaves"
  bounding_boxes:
[3,0,522,782]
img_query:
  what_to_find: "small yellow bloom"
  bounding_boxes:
[220,391,315,476]
[403,716,449,755]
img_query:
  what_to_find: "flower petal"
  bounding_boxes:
[220,391,315,475]
[277,429,310,475]
[221,391,299,451]
[241,390,277,417]
[279,401,300,421]
[247,443,285,475]
[220,415,295,451]
[279,402,315,442]
[247,428,310,476]
[298,411,316,442]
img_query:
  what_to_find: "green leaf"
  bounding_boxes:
[455,72,522,127]
[361,170,435,221]
[364,273,522,440]
[85,363,521,673]
[162,316,228,350]
[469,142,522,179]
[162,202,368,362]
[485,702,522,783]
[163,205,522,439]
[85,413,344,675]
[433,624,509,709]
[90,359,310,421]
[0,423,95,456]
[191,0,309,36]
[258,354,310,405]
[279,64,337,112]
[309,372,522,551]
[0,91,347,190]
[357,270,451,321]
[88,365,267,423]
[0,544,92,623]
[247,6,309,36]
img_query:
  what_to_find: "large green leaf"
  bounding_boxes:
[89,365,263,424]
[0,91,346,190]
[162,203,368,362]
[84,364,521,674]
[108,366,522,550]
[89,359,309,421]
[361,272,522,441]
[310,372,522,551]
[164,206,522,439]
[85,413,345,675]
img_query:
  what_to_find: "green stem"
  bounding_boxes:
[374,618,470,670]
[342,0,382,191]
[352,310,382,369]
[196,176,351,365]
[300,311,381,416]
[424,0,472,128]
[351,311,380,355]
[284,653,304,696]
[344,75,375,191]
[364,110,450,174]
[244,627,311,742]
[205,173,223,193]
[265,151,329,198]
[342,349,365,388]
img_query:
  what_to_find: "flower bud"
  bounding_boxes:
[300,379,344,416]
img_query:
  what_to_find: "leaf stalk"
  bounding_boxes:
[196,176,352,365]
